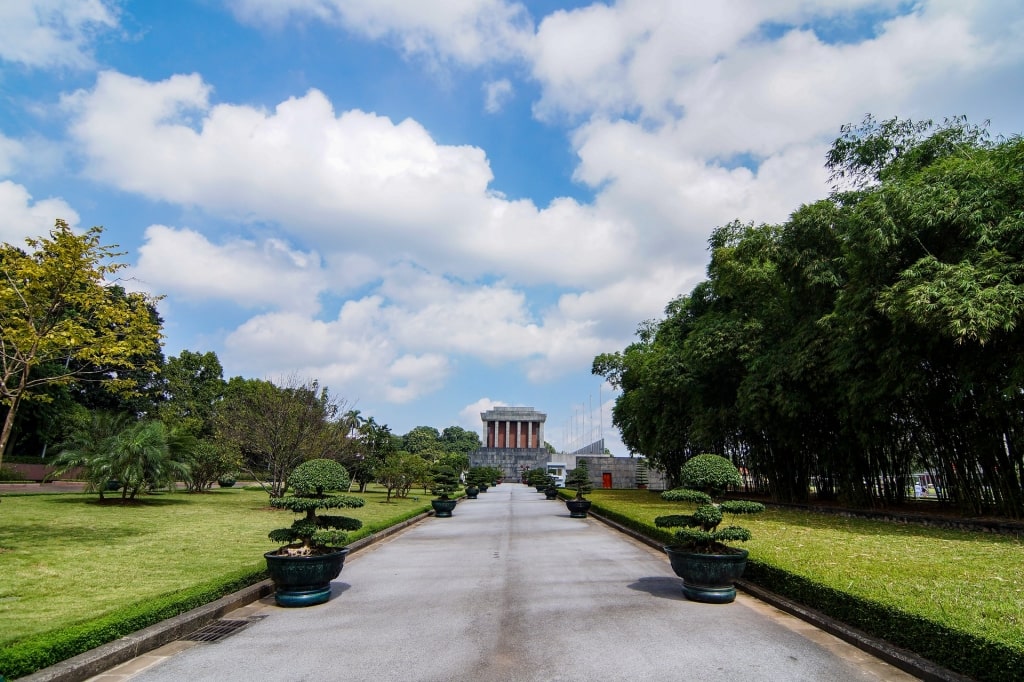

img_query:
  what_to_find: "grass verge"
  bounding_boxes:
[0,486,431,678]
[582,489,1024,682]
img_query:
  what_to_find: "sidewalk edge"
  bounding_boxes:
[587,509,970,682]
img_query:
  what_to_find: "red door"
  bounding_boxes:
[602,473,613,489]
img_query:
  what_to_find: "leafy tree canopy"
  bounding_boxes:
[1,221,163,466]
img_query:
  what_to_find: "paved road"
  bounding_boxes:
[99,484,916,682]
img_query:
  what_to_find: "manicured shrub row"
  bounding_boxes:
[585,499,1023,682]
[742,561,1023,682]
[585,500,675,546]
[346,503,432,541]
[0,565,267,680]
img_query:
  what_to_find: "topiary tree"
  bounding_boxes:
[268,459,365,556]
[464,466,485,488]
[635,458,649,489]
[429,464,460,500]
[565,459,593,499]
[655,454,764,552]
[526,467,550,488]
[473,465,502,489]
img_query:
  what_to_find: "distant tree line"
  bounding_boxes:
[595,116,1024,518]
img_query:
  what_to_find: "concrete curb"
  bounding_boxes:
[585,509,970,682]
[17,510,434,682]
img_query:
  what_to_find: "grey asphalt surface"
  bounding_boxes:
[115,483,916,682]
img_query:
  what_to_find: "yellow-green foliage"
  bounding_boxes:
[0,221,163,465]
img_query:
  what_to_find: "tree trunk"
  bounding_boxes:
[0,389,24,470]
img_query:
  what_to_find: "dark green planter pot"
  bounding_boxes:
[544,488,559,499]
[217,478,236,488]
[265,547,349,607]
[432,498,457,517]
[465,486,479,499]
[664,545,749,604]
[478,484,489,493]
[565,498,592,518]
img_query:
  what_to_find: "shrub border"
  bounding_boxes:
[1,566,269,681]
[583,499,1022,682]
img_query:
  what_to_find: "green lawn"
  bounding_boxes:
[0,486,431,648]
[586,490,1024,655]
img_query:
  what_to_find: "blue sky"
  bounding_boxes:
[2,1,1023,453]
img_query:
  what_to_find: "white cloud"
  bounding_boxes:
[40,0,1024,415]
[227,0,533,66]
[484,78,513,113]
[0,0,118,69]
[63,71,644,288]
[0,134,26,177]
[529,2,1015,148]
[212,257,687,408]
[459,397,506,431]
[0,181,78,244]
[131,225,327,314]
[222,304,451,404]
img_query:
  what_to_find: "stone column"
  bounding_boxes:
[527,422,533,450]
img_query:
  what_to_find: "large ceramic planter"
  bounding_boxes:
[265,547,349,607]
[465,485,479,499]
[565,498,592,518]
[432,498,457,517]
[664,545,749,604]
[478,484,489,493]
[544,487,559,499]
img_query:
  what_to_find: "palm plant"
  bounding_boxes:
[112,421,192,499]
[49,411,132,498]
[49,413,192,501]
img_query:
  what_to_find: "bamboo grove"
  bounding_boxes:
[594,117,1024,517]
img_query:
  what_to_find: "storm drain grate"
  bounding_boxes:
[184,618,258,643]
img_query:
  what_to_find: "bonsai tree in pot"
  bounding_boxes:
[654,454,764,604]
[464,467,482,499]
[430,464,461,517]
[478,465,502,492]
[265,458,365,607]
[526,467,550,492]
[564,459,593,518]
[543,475,559,499]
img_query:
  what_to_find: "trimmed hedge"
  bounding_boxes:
[0,565,267,680]
[585,498,1024,682]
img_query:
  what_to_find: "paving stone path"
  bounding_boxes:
[92,483,917,682]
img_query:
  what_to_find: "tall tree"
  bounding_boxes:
[159,350,226,437]
[440,425,482,456]
[403,425,441,455]
[595,117,1024,516]
[215,376,351,497]
[0,221,162,466]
